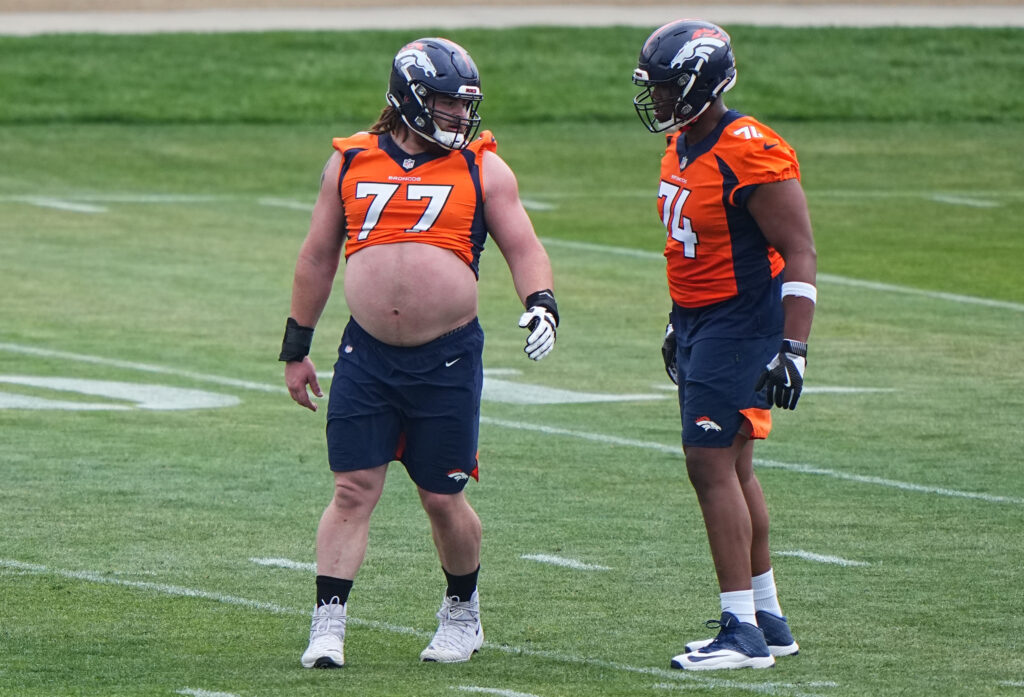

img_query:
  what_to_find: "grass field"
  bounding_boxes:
[1,25,1023,697]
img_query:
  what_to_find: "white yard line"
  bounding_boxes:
[250,557,316,572]
[519,554,611,571]
[0,558,829,697]
[22,197,107,213]
[454,687,543,697]
[177,689,243,697]
[774,550,871,567]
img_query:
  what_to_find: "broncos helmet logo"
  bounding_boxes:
[670,37,727,69]
[396,47,437,79]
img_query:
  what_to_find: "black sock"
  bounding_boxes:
[316,575,353,607]
[443,565,480,601]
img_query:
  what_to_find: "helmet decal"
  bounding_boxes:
[670,36,728,69]
[386,37,484,150]
[631,20,737,134]
[395,46,438,79]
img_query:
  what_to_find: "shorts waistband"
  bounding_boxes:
[346,316,481,353]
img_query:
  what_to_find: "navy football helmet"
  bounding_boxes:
[386,37,483,150]
[632,20,737,133]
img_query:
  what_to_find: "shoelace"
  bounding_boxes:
[311,601,346,638]
[429,598,479,650]
[697,617,734,652]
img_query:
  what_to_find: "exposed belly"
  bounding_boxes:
[344,242,479,346]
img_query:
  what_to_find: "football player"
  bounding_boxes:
[632,20,817,670]
[281,37,558,668]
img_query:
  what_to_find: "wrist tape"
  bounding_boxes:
[525,289,559,327]
[279,317,314,362]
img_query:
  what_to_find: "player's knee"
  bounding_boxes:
[419,488,467,521]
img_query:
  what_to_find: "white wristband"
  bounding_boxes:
[781,281,817,304]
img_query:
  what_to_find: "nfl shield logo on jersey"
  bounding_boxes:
[403,158,416,170]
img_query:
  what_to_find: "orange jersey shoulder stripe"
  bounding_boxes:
[658,112,796,308]
[332,130,497,276]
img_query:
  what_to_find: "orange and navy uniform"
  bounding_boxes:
[658,111,798,308]
[332,130,497,278]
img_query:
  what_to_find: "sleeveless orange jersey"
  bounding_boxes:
[332,130,498,277]
[658,111,798,308]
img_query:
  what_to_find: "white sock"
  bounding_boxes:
[752,568,784,618]
[720,589,756,626]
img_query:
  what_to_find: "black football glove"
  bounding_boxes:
[661,321,679,385]
[756,339,807,410]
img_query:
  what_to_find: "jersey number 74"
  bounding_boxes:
[658,181,697,258]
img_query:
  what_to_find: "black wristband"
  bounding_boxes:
[279,317,315,362]
[525,289,559,327]
[781,339,807,358]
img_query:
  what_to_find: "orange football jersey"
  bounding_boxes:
[332,130,498,277]
[657,111,798,308]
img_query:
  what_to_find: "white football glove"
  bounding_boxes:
[518,307,557,361]
[756,339,807,410]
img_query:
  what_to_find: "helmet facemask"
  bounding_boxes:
[632,20,738,134]
[633,68,736,134]
[386,38,484,151]
[401,84,482,150]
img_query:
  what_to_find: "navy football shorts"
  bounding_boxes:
[326,316,484,494]
[674,334,777,448]
[671,277,783,448]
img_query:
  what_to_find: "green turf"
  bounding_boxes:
[1,25,1023,697]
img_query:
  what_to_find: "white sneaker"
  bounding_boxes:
[419,590,484,663]
[300,601,346,668]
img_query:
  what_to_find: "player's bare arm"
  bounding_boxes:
[481,150,553,301]
[748,178,817,343]
[481,150,559,360]
[283,151,346,411]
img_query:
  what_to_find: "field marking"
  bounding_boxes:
[1,558,829,697]
[0,343,280,393]
[177,689,242,697]
[0,559,292,614]
[3,342,1020,505]
[479,417,1024,506]
[520,554,611,571]
[1000,681,1024,687]
[258,197,313,211]
[929,194,1000,208]
[21,197,107,213]
[250,557,316,572]
[0,376,240,411]
[454,687,543,697]
[538,238,1024,313]
[774,550,870,567]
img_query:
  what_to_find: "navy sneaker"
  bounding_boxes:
[683,610,799,657]
[671,612,775,670]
